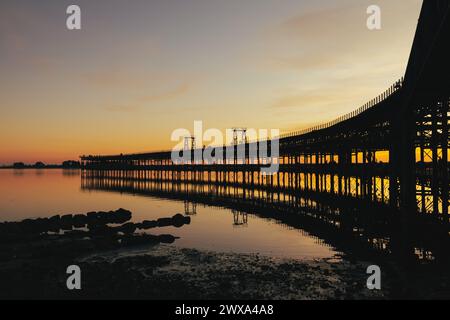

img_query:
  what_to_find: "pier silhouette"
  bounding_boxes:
[81,1,449,221]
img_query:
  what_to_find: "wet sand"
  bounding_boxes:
[74,245,390,300]
[0,240,390,300]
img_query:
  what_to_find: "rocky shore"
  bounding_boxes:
[0,209,391,299]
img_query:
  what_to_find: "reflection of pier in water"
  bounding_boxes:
[232,210,248,228]
[81,173,450,264]
[184,201,197,216]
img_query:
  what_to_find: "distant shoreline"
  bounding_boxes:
[0,160,80,170]
[0,166,80,170]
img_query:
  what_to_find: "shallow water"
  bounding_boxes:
[0,169,338,260]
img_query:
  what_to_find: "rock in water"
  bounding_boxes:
[157,217,173,227]
[117,222,136,234]
[140,220,157,229]
[158,234,178,244]
[172,214,186,228]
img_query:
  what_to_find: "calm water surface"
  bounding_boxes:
[0,169,338,260]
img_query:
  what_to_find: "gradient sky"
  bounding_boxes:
[0,0,422,164]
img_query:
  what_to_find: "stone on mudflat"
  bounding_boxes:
[48,215,61,224]
[60,214,73,230]
[140,220,157,229]
[34,218,50,232]
[48,215,61,232]
[172,214,186,228]
[158,234,178,244]
[72,214,87,228]
[157,217,173,227]
[113,208,132,223]
[87,211,107,224]
[88,224,116,236]
[117,222,136,234]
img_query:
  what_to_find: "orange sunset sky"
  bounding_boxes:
[0,0,422,164]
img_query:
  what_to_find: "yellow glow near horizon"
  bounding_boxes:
[0,0,423,164]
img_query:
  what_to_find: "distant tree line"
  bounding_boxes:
[3,161,81,169]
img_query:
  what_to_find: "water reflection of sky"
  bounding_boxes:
[0,169,338,260]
